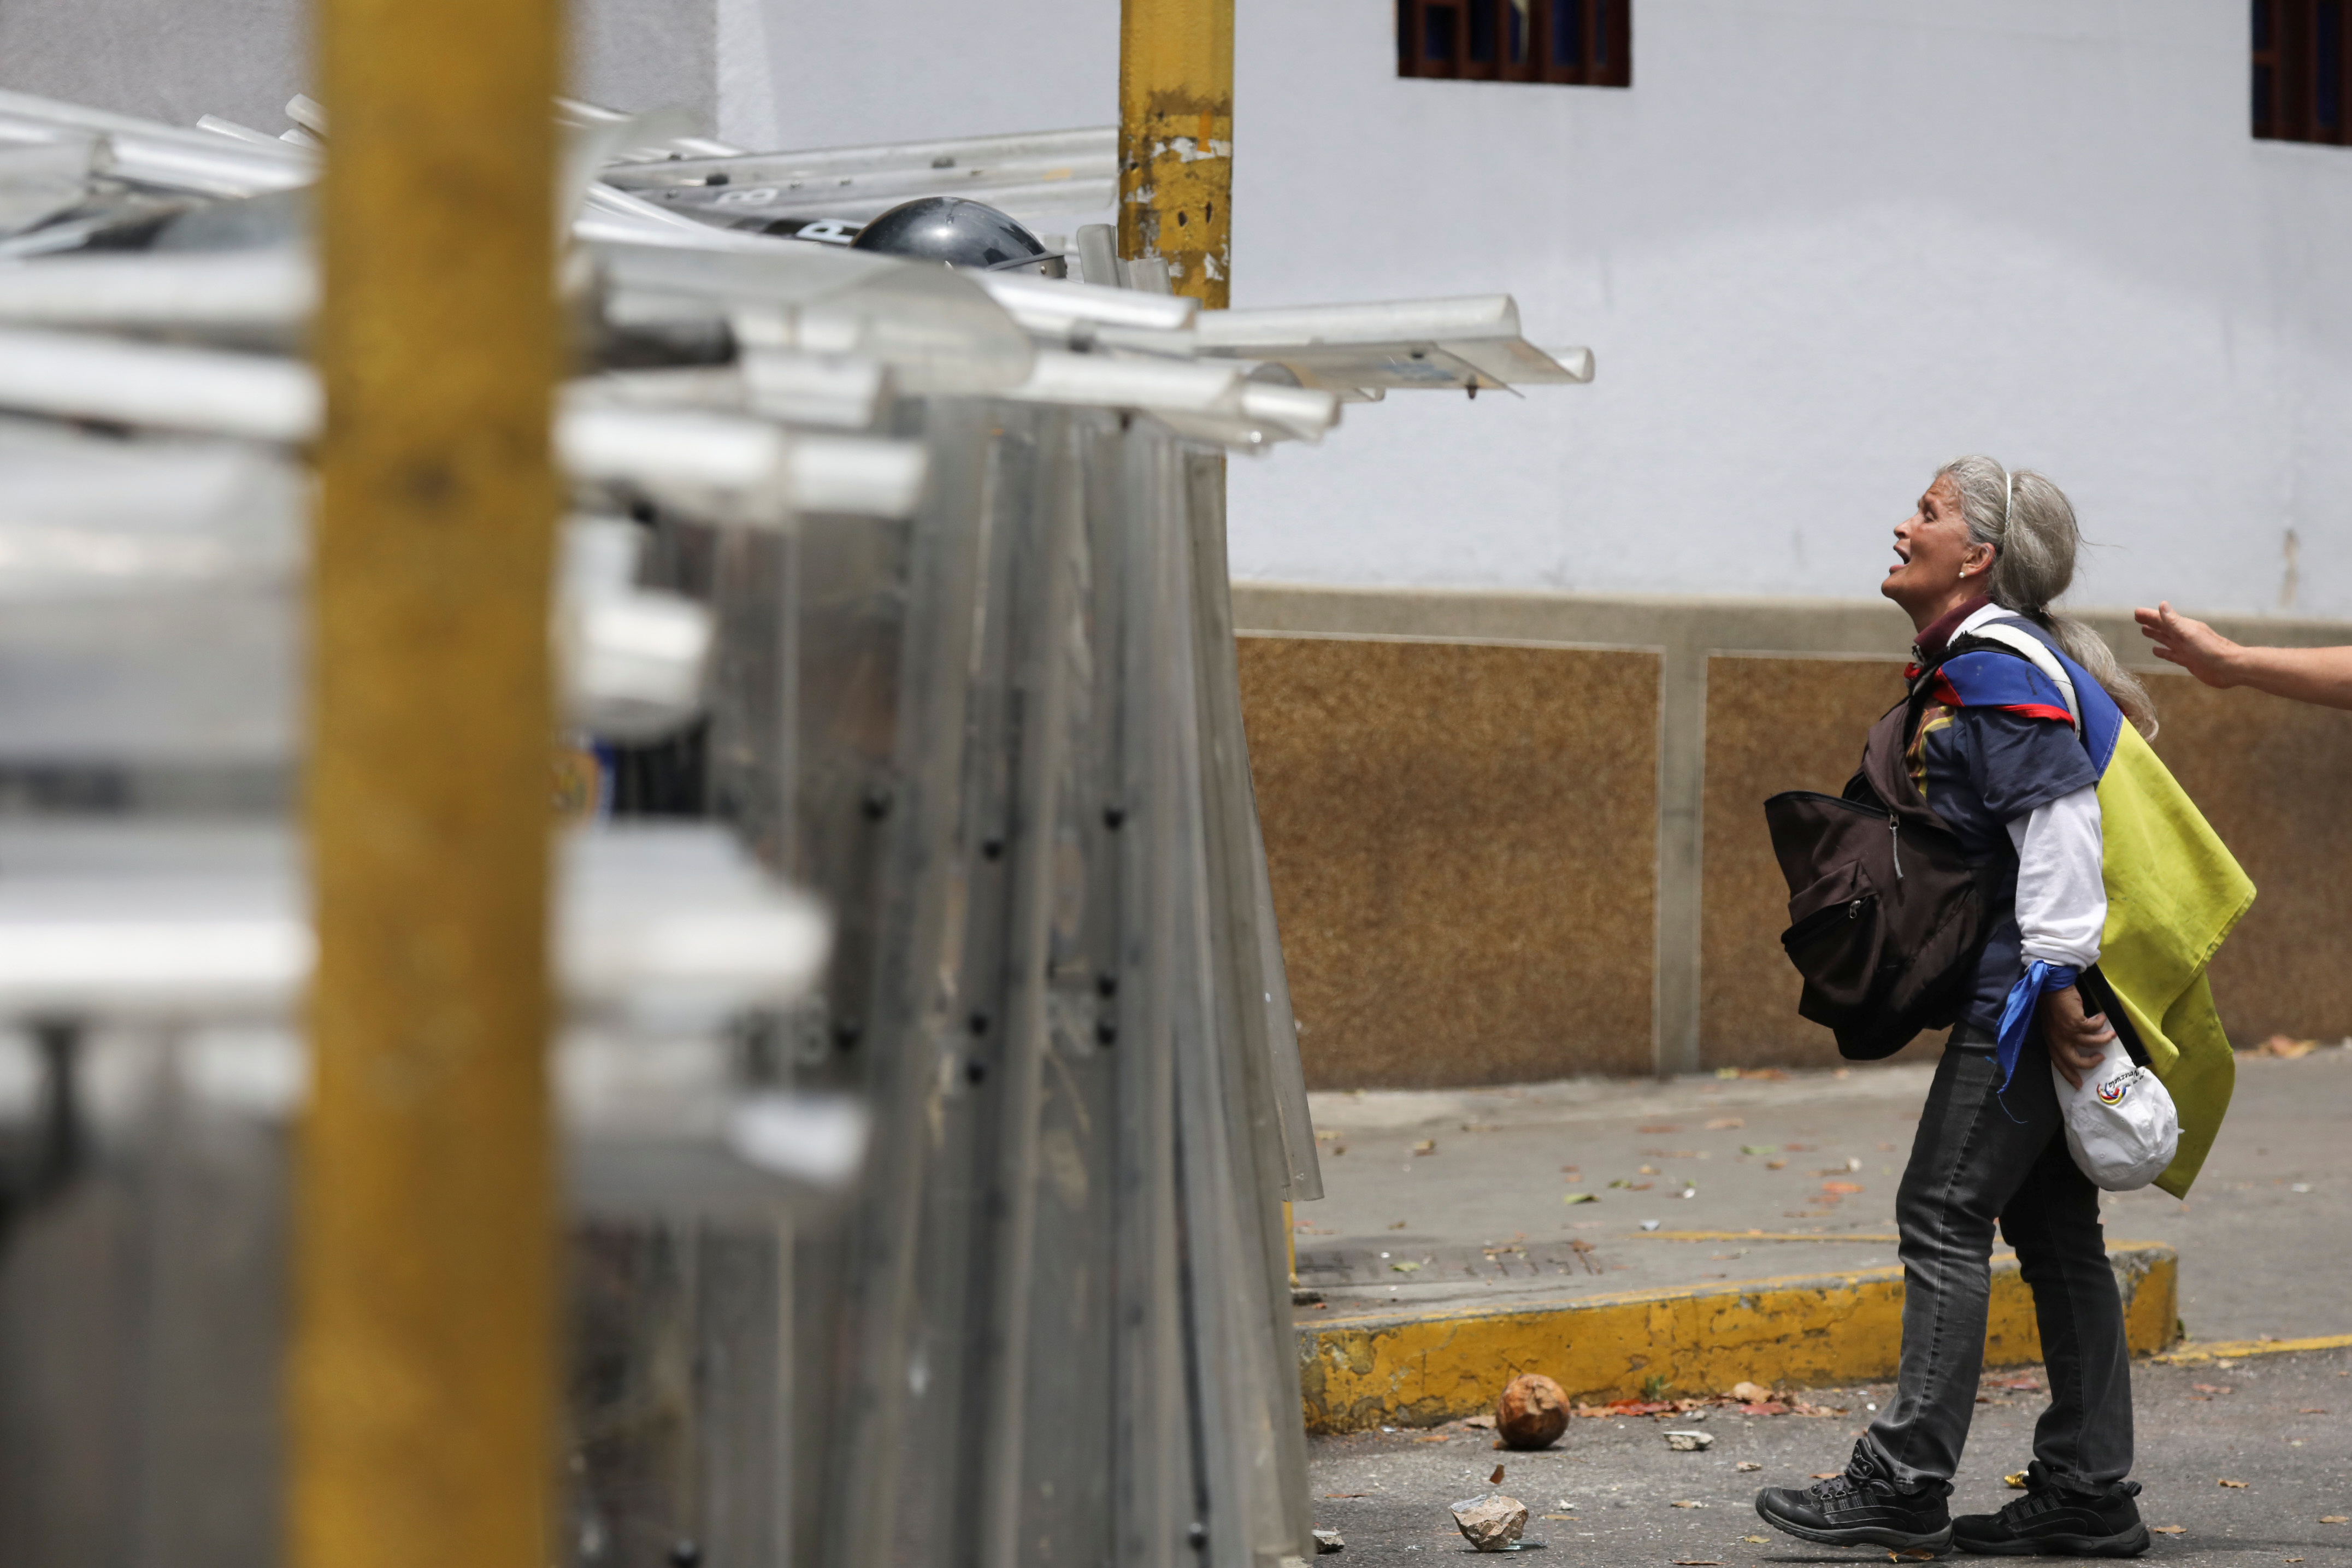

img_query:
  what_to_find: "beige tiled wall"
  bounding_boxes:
[1236,635,1659,1088]
[1231,586,2352,1086]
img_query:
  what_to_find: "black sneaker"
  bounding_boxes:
[1953,1462,2149,1557]
[1755,1440,1955,1554]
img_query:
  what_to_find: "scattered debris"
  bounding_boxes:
[1766,1159,1789,1170]
[1664,1430,1714,1451]
[1746,1535,1772,1544]
[2002,1473,2029,1489]
[2192,1383,2232,1396]
[1390,1260,1422,1274]
[1888,1548,1937,1562]
[2150,1525,2187,1535]
[1498,1373,1571,1450]
[1730,1381,1774,1403]
[1820,1181,1865,1197]
[1736,1461,1762,1472]
[1815,1473,1844,1481]
[1741,1145,1779,1156]
[1638,1124,1682,1134]
[1640,1219,1661,1231]
[1673,1559,1723,1565]
[2323,1516,2349,1525]
[1563,1193,1599,1205]
[1311,1526,1345,1553]
[1413,1139,1437,1155]
[1388,1221,1409,1230]
[1706,1117,1745,1129]
[1670,1499,1707,1508]
[1464,1414,1496,1430]
[1449,1493,1529,1552]
[2219,1478,2248,1488]
[2248,1035,2319,1058]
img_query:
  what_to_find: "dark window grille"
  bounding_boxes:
[1398,0,1631,87]
[2255,0,2352,144]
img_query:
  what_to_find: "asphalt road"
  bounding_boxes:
[1306,1344,2352,1565]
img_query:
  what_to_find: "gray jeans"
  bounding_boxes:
[1860,1030,2133,1491]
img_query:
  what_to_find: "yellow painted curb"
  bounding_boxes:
[2151,1331,2352,1365]
[1295,1242,2177,1434]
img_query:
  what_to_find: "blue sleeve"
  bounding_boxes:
[1956,708,2100,821]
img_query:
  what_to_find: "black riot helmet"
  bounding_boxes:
[850,197,1065,278]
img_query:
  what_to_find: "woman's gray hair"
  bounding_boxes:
[1936,455,2157,738]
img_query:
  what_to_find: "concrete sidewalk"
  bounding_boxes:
[1292,1045,2352,1428]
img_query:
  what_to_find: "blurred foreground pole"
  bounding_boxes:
[1119,0,1233,308]
[291,0,563,1561]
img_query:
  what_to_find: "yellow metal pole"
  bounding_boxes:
[1119,0,1234,309]
[291,0,562,1560]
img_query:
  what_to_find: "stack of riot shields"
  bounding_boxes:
[0,89,1589,1567]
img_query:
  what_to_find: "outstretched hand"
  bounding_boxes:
[2038,983,2117,1088]
[2133,601,2239,689]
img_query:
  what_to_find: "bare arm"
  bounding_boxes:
[2134,602,2352,710]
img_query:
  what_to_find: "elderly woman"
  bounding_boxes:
[1754,458,2156,1559]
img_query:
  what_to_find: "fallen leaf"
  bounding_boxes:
[1563,1192,1599,1205]
[1638,1124,1682,1134]
[1490,1465,1505,1484]
[2299,1407,2328,1414]
[1746,1536,1771,1545]
[1323,1492,1371,1499]
[2194,1383,2232,1395]
[1766,1159,1788,1170]
[1706,1117,1745,1129]
[1822,1182,1865,1196]
[1741,1144,1780,1155]
[2150,1525,2186,1535]
[1785,1142,1817,1152]
[1387,1220,1408,1230]
[1389,1260,1421,1273]
[1737,1461,1763,1472]
[1413,1433,1449,1443]
[2003,1472,2030,1489]
[1639,1165,1661,1175]
[2321,1516,2349,1524]
[1412,1139,1436,1154]
[1742,1067,1790,1080]
[1889,1551,1937,1563]
[1670,1499,1706,1508]
[1464,1414,1496,1429]
[2220,1478,2248,1488]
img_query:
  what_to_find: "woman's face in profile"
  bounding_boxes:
[1882,475,1981,614]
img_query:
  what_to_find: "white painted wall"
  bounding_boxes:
[739,0,2352,619]
[11,0,2346,617]
[1221,1,2352,620]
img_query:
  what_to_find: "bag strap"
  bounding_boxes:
[1951,620,2082,733]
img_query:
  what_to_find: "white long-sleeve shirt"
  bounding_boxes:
[2006,783,2105,970]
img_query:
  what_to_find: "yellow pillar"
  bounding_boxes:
[1119,0,1234,309]
[290,0,563,1561]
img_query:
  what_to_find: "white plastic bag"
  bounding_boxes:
[2053,1041,2178,1191]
